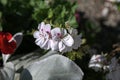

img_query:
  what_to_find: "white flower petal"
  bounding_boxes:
[59,41,66,52]
[35,38,45,48]
[67,28,82,50]
[72,29,78,36]
[89,63,102,68]
[38,22,45,30]
[62,34,74,47]
[62,47,73,53]
[68,28,78,36]
[33,31,40,38]
[51,28,61,40]
[90,55,101,62]
[51,28,61,36]
[41,39,50,50]
[44,24,51,32]
[34,22,52,50]
[61,28,67,36]
[102,7,109,17]
[51,28,68,41]
[88,54,106,72]
[51,27,61,34]
[73,34,82,49]
[50,40,59,51]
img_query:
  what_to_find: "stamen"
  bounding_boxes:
[57,33,62,38]
[57,33,61,36]
[46,31,49,34]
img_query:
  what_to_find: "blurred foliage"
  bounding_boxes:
[0,0,77,34]
[65,44,90,60]
[0,0,34,33]
[116,3,120,11]
[32,0,78,28]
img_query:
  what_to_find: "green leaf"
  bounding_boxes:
[48,9,53,18]
[61,6,66,18]
[68,16,78,28]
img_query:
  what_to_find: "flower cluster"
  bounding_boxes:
[88,54,109,72]
[33,22,82,53]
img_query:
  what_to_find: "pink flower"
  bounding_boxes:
[33,22,51,50]
[51,28,74,52]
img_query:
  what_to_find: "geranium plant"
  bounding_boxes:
[33,22,82,53]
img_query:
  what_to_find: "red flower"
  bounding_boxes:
[0,32,17,54]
